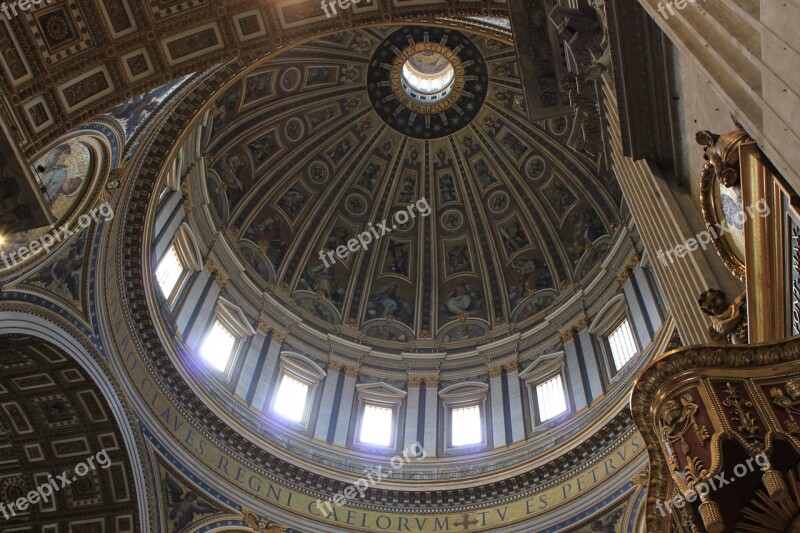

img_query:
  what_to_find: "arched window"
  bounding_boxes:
[590,295,641,380]
[353,383,407,452]
[451,404,482,446]
[535,375,568,422]
[198,298,254,374]
[269,353,325,428]
[155,243,187,301]
[154,224,201,307]
[439,382,489,452]
[360,404,394,446]
[200,319,238,372]
[607,319,637,370]
[519,352,571,429]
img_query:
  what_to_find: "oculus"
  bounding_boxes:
[399,50,456,105]
[389,42,465,116]
[368,27,487,139]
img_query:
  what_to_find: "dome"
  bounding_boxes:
[130,22,656,508]
[6,14,667,533]
[0,0,791,529]
[200,25,622,352]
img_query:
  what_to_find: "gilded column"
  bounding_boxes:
[633,262,664,332]
[152,189,185,259]
[573,317,604,403]
[174,269,211,333]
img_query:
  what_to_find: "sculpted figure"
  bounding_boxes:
[697,289,748,344]
[770,379,800,434]
[695,126,750,187]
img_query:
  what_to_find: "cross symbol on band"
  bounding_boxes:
[453,513,479,531]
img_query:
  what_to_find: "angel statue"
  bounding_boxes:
[697,289,748,345]
[242,507,289,533]
[695,122,750,187]
[164,475,217,530]
[770,379,800,434]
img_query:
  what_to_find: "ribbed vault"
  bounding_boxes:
[202,25,623,346]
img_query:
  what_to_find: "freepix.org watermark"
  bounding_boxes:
[656,0,708,20]
[318,197,431,268]
[0,449,111,520]
[0,202,114,269]
[320,0,372,18]
[653,451,769,516]
[1,0,55,20]
[656,198,769,266]
[314,442,427,516]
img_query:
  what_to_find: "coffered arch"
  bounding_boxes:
[0,307,155,530]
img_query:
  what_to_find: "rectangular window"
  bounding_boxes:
[200,319,237,372]
[273,374,309,422]
[609,319,637,370]
[451,405,482,447]
[359,404,393,447]
[536,375,568,422]
[155,244,186,300]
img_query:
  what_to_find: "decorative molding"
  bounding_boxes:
[407,376,423,388]
[631,336,800,532]
[180,178,192,213]
[328,356,347,374]
[344,364,361,378]
[241,507,288,533]
[698,126,751,281]
[204,257,228,288]
[487,364,504,378]
[604,0,676,168]
[423,376,440,388]
[617,253,639,285]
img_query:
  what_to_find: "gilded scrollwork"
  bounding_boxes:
[696,123,751,280]
[631,464,650,487]
[683,456,709,490]
[695,125,749,188]
[721,382,761,443]
[632,337,800,532]
[660,395,710,457]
